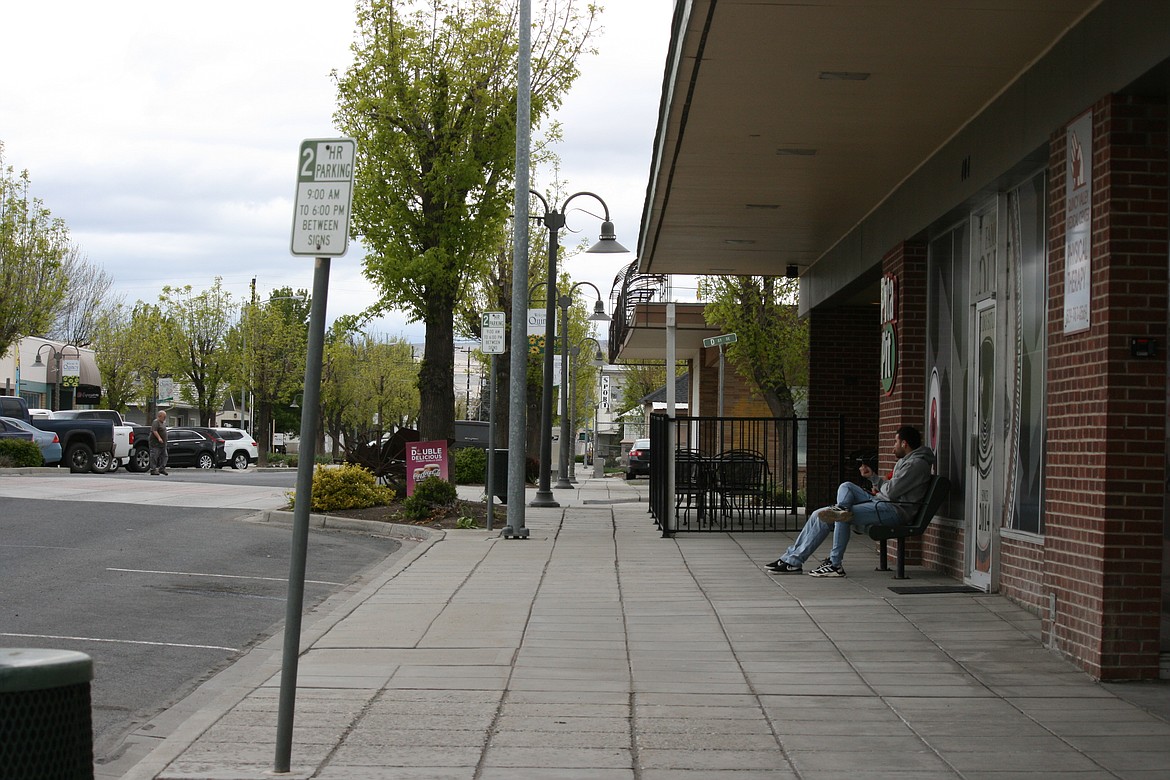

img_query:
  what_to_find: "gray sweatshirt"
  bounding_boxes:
[875,446,936,521]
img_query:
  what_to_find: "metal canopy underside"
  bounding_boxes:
[638,0,1099,284]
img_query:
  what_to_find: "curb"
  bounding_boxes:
[251,508,443,543]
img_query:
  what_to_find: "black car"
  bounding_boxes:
[625,438,651,480]
[165,428,224,470]
[186,427,233,468]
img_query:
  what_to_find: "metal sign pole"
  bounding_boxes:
[486,353,497,530]
[275,135,353,774]
[274,256,330,774]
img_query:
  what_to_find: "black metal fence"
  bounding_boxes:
[648,413,846,536]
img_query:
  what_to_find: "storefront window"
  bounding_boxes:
[1004,173,1047,535]
[927,223,969,519]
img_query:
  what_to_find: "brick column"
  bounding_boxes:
[879,242,929,566]
[807,305,880,509]
[1045,95,1167,679]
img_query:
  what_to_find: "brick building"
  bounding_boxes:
[632,2,1170,680]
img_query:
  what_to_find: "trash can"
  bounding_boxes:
[490,449,508,504]
[0,648,94,779]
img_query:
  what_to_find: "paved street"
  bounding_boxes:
[0,467,409,771]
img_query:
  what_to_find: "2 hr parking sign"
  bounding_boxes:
[290,138,356,257]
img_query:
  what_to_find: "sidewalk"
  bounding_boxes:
[116,474,1170,780]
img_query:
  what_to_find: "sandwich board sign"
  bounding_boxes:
[291,138,356,257]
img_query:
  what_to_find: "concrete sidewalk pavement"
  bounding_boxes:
[115,474,1170,779]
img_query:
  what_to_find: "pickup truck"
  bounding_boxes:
[50,409,146,473]
[0,397,116,473]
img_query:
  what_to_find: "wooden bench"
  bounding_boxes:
[865,475,950,579]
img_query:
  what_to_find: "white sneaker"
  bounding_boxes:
[818,506,853,523]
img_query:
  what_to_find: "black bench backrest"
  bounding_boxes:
[909,475,950,533]
[868,474,950,578]
[867,474,950,542]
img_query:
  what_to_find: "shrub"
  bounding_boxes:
[290,464,395,512]
[0,439,42,468]
[452,447,486,484]
[401,476,457,521]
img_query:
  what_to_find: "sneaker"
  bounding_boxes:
[150,470,158,476]
[808,561,846,578]
[768,561,803,574]
[818,506,853,523]
[159,469,169,475]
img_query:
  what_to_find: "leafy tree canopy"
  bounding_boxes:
[333,0,598,442]
[697,275,809,418]
[0,144,71,357]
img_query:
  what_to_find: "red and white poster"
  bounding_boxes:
[405,440,449,496]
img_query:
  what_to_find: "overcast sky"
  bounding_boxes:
[1,1,674,343]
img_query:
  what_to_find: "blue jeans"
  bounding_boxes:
[780,482,902,567]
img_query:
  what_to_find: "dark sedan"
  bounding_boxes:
[186,426,232,468]
[625,438,651,480]
[164,428,224,470]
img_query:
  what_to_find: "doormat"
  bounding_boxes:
[888,585,982,594]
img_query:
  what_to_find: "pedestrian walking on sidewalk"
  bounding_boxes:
[149,410,169,476]
[765,425,934,578]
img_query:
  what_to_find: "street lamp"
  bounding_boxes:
[31,344,56,409]
[568,336,604,483]
[32,342,81,410]
[555,284,609,489]
[529,190,628,507]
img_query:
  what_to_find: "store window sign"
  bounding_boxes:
[1063,111,1092,334]
[880,274,898,395]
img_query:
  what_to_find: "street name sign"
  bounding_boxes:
[291,138,356,257]
[481,312,505,354]
[703,333,738,348]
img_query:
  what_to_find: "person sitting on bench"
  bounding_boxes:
[764,425,935,578]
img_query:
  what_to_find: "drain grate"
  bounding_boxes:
[888,585,982,594]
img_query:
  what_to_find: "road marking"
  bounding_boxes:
[0,632,237,652]
[107,567,344,586]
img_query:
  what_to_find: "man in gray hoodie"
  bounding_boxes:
[766,425,936,578]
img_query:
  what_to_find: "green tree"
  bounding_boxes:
[91,302,139,412]
[697,275,809,417]
[319,326,419,459]
[156,279,235,425]
[333,0,598,444]
[617,360,666,415]
[125,302,172,420]
[0,145,71,357]
[233,287,310,463]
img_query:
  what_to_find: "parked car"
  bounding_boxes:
[212,427,258,470]
[49,409,139,473]
[0,416,62,465]
[164,428,223,470]
[625,438,651,480]
[0,396,116,472]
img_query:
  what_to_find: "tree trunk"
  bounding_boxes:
[255,400,273,466]
[418,299,456,444]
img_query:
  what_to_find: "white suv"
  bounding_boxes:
[213,427,258,469]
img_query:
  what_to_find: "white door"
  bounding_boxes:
[967,299,996,591]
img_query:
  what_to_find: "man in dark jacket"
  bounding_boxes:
[765,425,935,578]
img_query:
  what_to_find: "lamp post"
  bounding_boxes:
[31,344,56,410]
[555,287,608,489]
[57,344,81,410]
[568,337,603,483]
[31,343,81,410]
[528,190,628,507]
